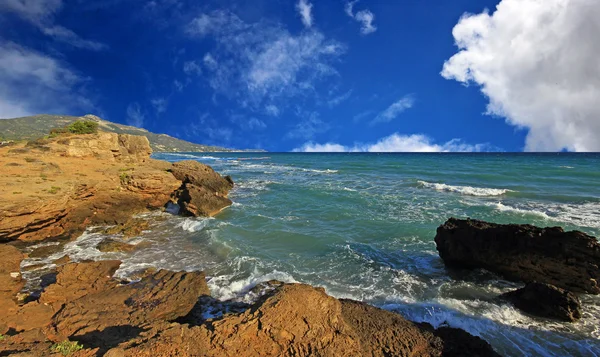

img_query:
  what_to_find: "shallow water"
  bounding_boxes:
[22,153,600,356]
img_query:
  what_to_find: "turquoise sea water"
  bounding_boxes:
[23,153,600,356]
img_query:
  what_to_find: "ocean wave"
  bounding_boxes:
[487,202,551,219]
[487,201,600,230]
[178,217,213,232]
[418,181,513,196]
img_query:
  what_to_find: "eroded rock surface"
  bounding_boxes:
[171,160,234,216]
[434,218,600,294]
[501,282,582,322]
[0,133,233,243]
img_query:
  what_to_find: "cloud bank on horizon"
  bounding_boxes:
[0,0,597,152]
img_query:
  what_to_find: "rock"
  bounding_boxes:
[52,255,71,265]
[103,218,149,238]
[171,160,234,195]
[171,160,234,217]
[0,245,25,298]
[434,218,600,294]
[40,260,122,308]
[96,239,138,253]
[501,282,582,322]
[174,183,233,217]
[49,270,209,343]
[28,243,65,259]
[114,283,499,357]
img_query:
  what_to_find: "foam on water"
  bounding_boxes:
[418,180,513,196]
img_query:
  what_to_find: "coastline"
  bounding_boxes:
[1,133,599,356]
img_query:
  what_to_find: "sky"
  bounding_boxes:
[0,0,598,152]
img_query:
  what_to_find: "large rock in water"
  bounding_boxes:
[501,282,582,322]
[171,160,234,216]
[434,218,600,294]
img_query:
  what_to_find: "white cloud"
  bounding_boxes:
[173,79,184,92]
[442,0,600,152]
[286,112,330,140]
[151,97,168,115]
[186,10,344,111]
[202,53,218,71]
[42,25,108,51]
[265,104,280,116]
[0,0,107,51]
[327,89,352,107]
[183,60,202,76]
[0,42,92,119]
[126,102,145,128]
[294,133,494,152]
[371,95,414,124]
[295,142,346,152]
[296,0,314,28]
[344,1,377,35]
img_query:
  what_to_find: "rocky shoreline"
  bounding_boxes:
[1,132,598,356]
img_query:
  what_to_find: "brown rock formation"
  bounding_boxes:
[171,160,234,216]
[0,132,233,243]
[109,283,499,357]
[501,282,582,322]
[434,218,600,294]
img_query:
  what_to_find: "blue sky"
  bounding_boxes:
[1,0,598,152]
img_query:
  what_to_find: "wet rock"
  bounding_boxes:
[103,218,149,238]
[434,218,600,294]
[52,255,71,265]
[96,239,138,253]
[174,183,233,217]
[501,282,582,322]
[28,244,64,259]
[171,160,234,195]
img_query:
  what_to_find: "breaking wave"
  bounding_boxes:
[418,181,513,196]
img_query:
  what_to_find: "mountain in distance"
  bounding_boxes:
[0,114,261,152]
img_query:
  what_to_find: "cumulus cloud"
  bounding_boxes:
[0,42,92,118]
[186,10,344,111]
[0,0,107,50]
[126,102,145,128]
[296,0,313,28]
[294,133,494,152]
[371,95,414,124]
[442,0,600,152]
[344,1,377,35]
[265,104,280,117]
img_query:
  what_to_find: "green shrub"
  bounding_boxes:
[66,120,98,135]
[48,186,61,194]
[50,340,84,356]
[119,172,132,185]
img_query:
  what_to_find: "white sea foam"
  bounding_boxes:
[343,187,357,192]
[418,180,513,196]
[178,217,213,232]
[488,202,551,219]
[488,201,600,230]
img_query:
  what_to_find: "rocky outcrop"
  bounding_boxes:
[48,269,210,343]
[0,257,499,357]
[171,160,234,216]
[501,282,582,322]
[105,283,499,357]
[434,218,600,294]
[0,133,233,243]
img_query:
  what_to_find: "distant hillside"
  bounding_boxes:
[0,114,255,153]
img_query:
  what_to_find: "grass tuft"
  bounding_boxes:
[51,340,84,356]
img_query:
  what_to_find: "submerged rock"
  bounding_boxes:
[96,239,139,253]
[501,282,582,322]
[434,218,600,294]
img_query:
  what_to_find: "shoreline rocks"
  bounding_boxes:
[434,218,600,294]
[0,132,234,244]
[500,282,582,322]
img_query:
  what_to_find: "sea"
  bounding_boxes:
[21,153,600,356]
